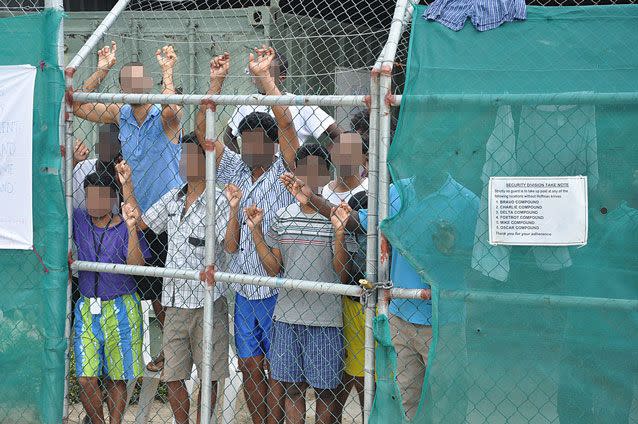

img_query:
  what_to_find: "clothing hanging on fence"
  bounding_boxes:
[471,103,599,281]
[424,0,526,32]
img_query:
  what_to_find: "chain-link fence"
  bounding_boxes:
[1,0,637,422]
[61,0,410,423]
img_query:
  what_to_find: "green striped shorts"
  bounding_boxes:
[73,293,144,380]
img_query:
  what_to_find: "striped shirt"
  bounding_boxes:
[424,0,526,32]
[216,149,295,300]
[143,185,229,309]
[265,203,357,327]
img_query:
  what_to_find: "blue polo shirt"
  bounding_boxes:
[119,104,183,212]
[359,176,479,325]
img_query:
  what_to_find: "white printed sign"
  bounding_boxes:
[0,65,36,250]
[488,176,588,246]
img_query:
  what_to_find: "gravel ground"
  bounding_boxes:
[67,385,363,424]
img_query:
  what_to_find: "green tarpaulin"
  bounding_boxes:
[371,5,638,423]
[0,10,66,424]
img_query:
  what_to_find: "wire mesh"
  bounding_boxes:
[1,0,636,422]
[63,0,385,416]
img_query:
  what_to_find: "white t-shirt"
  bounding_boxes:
[72,158,98,210]
[321,178,368,205]
[227,94,336,145]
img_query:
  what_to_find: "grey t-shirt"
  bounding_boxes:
[265,203,356,327]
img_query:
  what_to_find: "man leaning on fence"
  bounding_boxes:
[116,132,233,424]
[72,42,185,373]
[73,171,149,424]
[195,47,300,424]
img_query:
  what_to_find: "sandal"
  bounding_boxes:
[146,352,164,372]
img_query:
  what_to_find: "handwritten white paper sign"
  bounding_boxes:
[0,65,36,250]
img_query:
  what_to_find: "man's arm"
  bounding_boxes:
[223,184,242,253]
[73,42,121,124]
[82,42,116,92]
[195,53,230,167]
[279,172,361,231]
[156,45,182,144]
[246,205,283,276]
[123,204,146,266]
[248,47,299,169]
[331,203,352,283]
[116,161,149,231]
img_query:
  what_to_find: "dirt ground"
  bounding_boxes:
[67,386,363,424]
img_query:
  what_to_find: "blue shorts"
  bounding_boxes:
[234,293,277,359]
[269,321,344,390]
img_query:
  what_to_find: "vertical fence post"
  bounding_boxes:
[363,66,381,423]
[201,107,217,424]
[377,66,392,316]
[377,0,411,317]
[46,0,72,417]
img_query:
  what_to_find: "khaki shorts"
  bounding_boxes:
[389,313,432,420]
[161,297,230,382]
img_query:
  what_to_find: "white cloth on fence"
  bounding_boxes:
[471,103,599,281]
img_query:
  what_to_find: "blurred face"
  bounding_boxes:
[331,133,364,177]
[241,129,276,168]
[295,156,331,194]
[85,186,116,218]
[179,143,206,182]
[120,65,153,94]
[97,126,121,163]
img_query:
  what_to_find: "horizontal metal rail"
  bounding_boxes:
[392,92,638,106]
[389,286,638,310]
[72,261,363,297]
[72,92,367,107]
[73,260,200,280]
[72,261,638,309]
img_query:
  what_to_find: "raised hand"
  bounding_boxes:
[225,183,243,210]
[248,46,274,77]
[73,139,90,164]
[280,172,313,205]
[97,41,117,70]
[156,45,177,74]
[330,202,352,234]
[209,52,230,87]
[115,160,132,187]
[248,46,276,92]
[122,202,139,230]
[244,204,264,231]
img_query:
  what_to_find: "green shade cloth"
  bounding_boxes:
[372,5,638,423]
[0,10,67,424]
